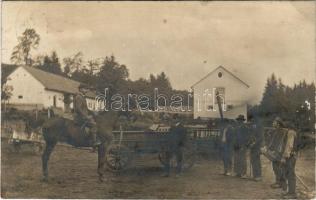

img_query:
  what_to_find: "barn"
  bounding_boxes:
[3,65,99,112]
[191,66,250,121]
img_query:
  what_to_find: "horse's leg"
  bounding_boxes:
[41,140,57,182]
[97,142,106,182]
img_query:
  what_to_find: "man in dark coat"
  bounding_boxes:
[74,83,100,146]
[233,114,249,178]
[219,119,234,176]
[161,116,188,177]
[248,116,264,181]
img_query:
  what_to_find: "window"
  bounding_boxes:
[208,105,213,110]
[53,96,57,107]
[218,72,223,78]
[18,95,23,99]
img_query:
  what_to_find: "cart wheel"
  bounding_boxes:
[158,143,197,170]
[12,141,22,153]
[33,143,44,154]
[182,143,197,170]
[105,144,131,172]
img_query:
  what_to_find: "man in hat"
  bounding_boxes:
[233,114,249,178]
[219,119,234,176]
[74,83,100,147]
[270,116,298,198]
[248,115,264,181]
[161,115,187,177]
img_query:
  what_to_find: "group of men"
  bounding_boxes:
[219,114,298,198]
[74,83,299,198]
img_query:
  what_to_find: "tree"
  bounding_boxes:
[86,59,101,75]
[10,28,40,65]
[96,55,129,95]
[260,73,279,118]
[36,51,62,75]
[259,73,315,130]
[63,52,84,76]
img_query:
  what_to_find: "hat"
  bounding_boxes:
[236,114,246,121]
[274,116,285,127]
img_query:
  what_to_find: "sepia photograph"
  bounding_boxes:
[1,1,315,199]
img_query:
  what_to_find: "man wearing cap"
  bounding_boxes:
[161,115,187,177]
[74,83,100,147]
[270,117,298,198]
[233,114,249,178]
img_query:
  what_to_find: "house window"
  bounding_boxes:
[208,105,213,110]
[53,96,57,107]
[18,95,23,99]
[218,72,223,78]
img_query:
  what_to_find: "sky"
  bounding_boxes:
[2,1,315,103]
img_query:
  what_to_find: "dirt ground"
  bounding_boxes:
[1,139,315,199]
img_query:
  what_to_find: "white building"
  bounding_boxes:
[191,66,250,121]
[4,65,98,111]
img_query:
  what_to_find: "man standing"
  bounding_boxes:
[249,116,264,181]
[271,117,298,198]
[161,115,187,177]
[233,114,248,178]
[74,83,100,147]
[220,119,234,176]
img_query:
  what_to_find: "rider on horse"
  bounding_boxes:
[74,83,101,147]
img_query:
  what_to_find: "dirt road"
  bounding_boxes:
[1,140,315,199]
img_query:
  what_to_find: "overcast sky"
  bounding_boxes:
[2,1,315,103]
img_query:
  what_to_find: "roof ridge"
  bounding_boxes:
[22,65,81,84]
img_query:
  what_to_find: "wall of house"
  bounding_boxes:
[43,90,66,110]
[5,67,46,107]
[5,67,97,112]
[192,67,250,120]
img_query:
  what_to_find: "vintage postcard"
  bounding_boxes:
[1,1,315,199]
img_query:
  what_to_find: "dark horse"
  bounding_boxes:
[41,110,119,182]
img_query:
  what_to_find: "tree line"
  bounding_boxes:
[6,28,191,108]
[3,28,315,131]
[250,73,315,131]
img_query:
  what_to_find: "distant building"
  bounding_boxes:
[4,65,99,111]
[191,66,250,121]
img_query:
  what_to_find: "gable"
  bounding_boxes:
[7,67,45,89]
[191,66,249,89]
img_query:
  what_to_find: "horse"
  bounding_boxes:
[40,110,120,182]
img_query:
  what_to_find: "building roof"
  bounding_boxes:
[191,66,250,88]
[9,65,95,98]
[2,63,18,81]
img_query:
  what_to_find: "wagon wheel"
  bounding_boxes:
[105,143,131,172]
[12,140,22,153]
[33,142,44,154]
[182,142,197,170]
[158,142,197,170]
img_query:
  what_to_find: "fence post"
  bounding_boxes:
[35,105,38,121]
